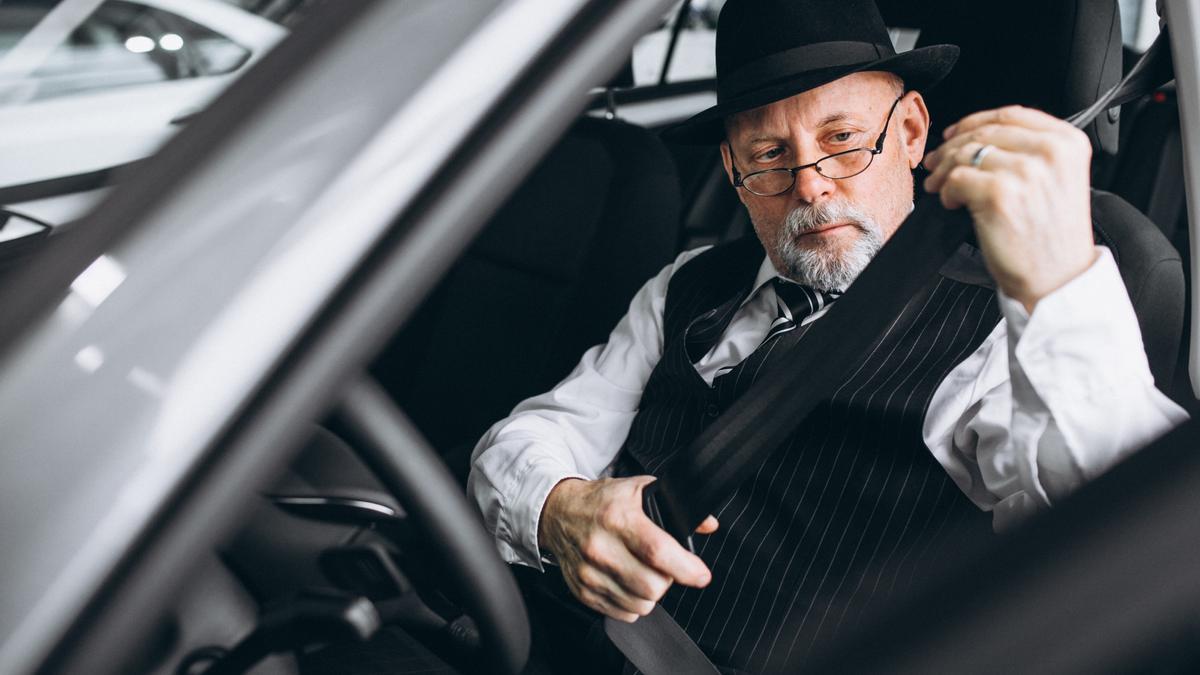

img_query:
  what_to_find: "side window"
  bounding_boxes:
[10,0,249,103]
[629,1,919,88]
[1118,0,1161,52]
[631,0,724,86]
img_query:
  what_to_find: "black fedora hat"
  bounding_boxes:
[662,0,959,144]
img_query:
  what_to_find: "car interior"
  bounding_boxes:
[4,0,1199,673]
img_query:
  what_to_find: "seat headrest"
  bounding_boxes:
[878,0,1123,156]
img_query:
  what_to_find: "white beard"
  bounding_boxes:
[771,200,885,292]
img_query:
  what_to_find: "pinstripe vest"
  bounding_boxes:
[617,236,1001,673]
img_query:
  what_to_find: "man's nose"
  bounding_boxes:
[792,165,836,204]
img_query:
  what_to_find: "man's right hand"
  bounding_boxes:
[538,475,718,623]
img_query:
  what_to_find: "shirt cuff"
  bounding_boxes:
[996,247,1130,346]
[997,246,1147,393]
[499,457,587,571]
[996,246,1188,497]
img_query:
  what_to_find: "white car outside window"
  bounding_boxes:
[0,0,285,192]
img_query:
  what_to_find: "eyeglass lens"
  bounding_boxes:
[741,149,875,195]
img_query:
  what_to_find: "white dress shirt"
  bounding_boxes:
[468,245,1189,569]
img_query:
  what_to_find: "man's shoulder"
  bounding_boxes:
[660,235,766,320]
[668,235,764,280]
[669,244,714,272]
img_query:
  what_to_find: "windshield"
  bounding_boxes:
[0,0,577,670]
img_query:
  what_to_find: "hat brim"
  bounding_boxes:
[661,44,960,144]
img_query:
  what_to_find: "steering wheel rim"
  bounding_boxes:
[334,375,531,675]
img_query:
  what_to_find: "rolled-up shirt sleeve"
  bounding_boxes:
[925,246,1189,531]
[468,248,708,568]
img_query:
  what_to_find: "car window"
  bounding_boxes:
[0,0,292,209]
[631,0,723,86]
[629,0,922,87]
[1120,0,1162,51]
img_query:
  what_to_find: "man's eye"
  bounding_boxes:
[831,131,855,143]
[758,147,784,161]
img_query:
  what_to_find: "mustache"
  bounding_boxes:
[784,200,872,235]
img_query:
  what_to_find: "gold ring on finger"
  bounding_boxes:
[970,144,995,169]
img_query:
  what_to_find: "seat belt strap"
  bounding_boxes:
[1066,29,1173,128]
[604,607,720,675]
[602,481,720,674]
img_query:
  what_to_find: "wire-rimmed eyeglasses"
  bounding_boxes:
[729,94,905,197]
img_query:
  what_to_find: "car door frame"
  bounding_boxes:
[0,0,677,673]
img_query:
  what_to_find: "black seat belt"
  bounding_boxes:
[604,30,1176,675]
[606,605,721,674]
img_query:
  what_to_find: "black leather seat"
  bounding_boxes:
[1098,83,1192,404]
[879,0,1123,159]
[878,0,1186,396]
[1101,84,1188,252]
[372,116,683,477]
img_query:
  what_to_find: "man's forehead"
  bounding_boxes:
[734,104,859,137]
[725,72,898,140]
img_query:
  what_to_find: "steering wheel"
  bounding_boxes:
[322,375,530,675]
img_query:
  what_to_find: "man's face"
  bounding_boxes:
[721,71,931,291]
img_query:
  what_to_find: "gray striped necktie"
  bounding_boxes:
[710,279,841,383]
[762,278,841,343]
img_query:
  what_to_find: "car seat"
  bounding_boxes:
[879,0,1123,158]
[370,115,683,479]
[1103,83,1195,407]
[874,0,1186,395]
[1101,84,1188,252]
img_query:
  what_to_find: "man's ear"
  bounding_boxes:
[899,92,932,170]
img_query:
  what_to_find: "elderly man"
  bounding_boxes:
[469,0,1187,671]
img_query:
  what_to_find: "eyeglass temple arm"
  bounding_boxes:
[873,94,904,152]
[725,142,744,186]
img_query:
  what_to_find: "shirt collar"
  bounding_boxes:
[735,255,787,313]
[753,254,783,290]
[745,255,838,324]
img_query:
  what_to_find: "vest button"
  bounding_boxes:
[706,404,721,418]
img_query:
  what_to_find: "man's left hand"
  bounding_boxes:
[922,105,1099,312]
